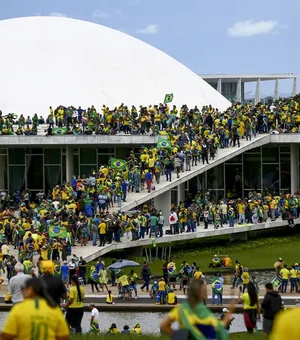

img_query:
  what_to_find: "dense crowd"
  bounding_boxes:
[0,97,299,137]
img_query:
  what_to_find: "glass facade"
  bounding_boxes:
[193,145,294,199]
[0,145,297,201]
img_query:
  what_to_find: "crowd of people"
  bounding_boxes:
[0,185,298,263]
[0,97,300,137]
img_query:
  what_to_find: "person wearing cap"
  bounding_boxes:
[41,260,68,306]
[274,257,284,274]
[220,308,235,334]
[132,323,142,335]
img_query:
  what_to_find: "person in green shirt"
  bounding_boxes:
[148,214,158,238]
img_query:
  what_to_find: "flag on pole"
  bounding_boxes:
[164,93,174,104]
[49,225,68,238]
[53,127,68,135]
[157,136,171,149]
[110,158,127,170]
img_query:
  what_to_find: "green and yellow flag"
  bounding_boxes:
[53,127,68,135]
[164,93,174,104]
[49,225,68,238]
[110,158,127,170]
[157,136,171,149]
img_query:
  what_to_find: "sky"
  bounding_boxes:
[0,0,298,96]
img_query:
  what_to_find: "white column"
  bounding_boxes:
[293,77,297,96]
[178,183,185,205]
[274,78,279,101]
[236,78,242,103]
[154,190,171,226]
[217,78,222,93]
[255,78,261,104]
[66,146,74,183]
[290,144,298,194]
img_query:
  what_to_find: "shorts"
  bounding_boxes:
[62,275,69,284]
[263,318,273,335]
[99,203,106,210]
[122,285,131,294]
[130,283,137,292]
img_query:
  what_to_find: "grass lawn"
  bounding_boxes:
[123,239,300,276]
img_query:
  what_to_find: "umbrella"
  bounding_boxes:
[107,260,141,270]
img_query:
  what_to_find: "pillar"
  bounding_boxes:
[290,144,298,194]
[178,183,185,205]
[274,78,279,101]
[154,190,171,226]
[66,146,74,183]
[217,78,222,93]
[293,77,297,96]
[255,78,261,104]
[236,78,242,103]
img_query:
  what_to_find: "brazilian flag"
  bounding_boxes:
[164,93,174,104]
[49,225,68,238]
[157,136,171,149]
[110,158,127,170]
[53,127,68,135]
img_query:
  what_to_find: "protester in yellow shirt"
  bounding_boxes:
[0,277,70,340]
[280,264,290,294]
[63,275,85,333]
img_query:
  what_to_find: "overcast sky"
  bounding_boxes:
[0,0,298,96]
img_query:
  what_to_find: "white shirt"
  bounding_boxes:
[8,272,31,304]
[169,212,178,225]
[91,307,99,322]
[52,201,59,210]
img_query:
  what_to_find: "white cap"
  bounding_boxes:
[222,308,229,313]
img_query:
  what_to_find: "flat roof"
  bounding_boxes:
[199,73,297,82]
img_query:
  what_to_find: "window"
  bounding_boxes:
[80,148,96,164]
[207,164,224,189]
[263,164,279,193]
[44,148,61,164]
[9,149,25,165]
[0,155,8,189]
[244,154,261,190]
[9,166,25,194]
[26,155,43,189]
[262,146,279,163]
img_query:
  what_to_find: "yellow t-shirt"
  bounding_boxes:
[270,308,300,340]
[69,285,85,308]
[2,298,69,340]
[106,294,115,303]
[242,292,257,310]
[280,268,289,280]
[290,269,297,279]
[99,222,106,234]
[118,275,129,286]
[158,281,166,291]
[242,272,250,285]
[167,292,176,304]
[194,271,203,279]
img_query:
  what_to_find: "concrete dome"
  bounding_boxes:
[0,16,230,117]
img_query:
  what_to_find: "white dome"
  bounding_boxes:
[0,16,230,117]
